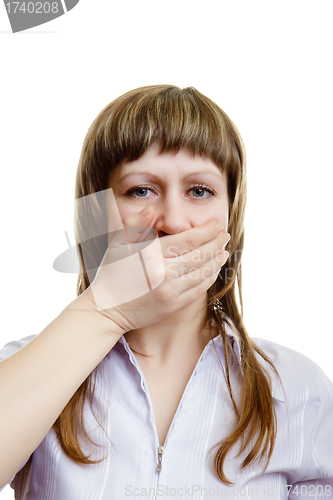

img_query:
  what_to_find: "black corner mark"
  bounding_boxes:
[3,0,80,33]
[64,0,79,12]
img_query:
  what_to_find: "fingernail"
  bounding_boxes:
[223,234,231,249]
[216,222,224,232]
[140,205,152,216]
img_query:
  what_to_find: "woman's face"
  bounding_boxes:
[107,143,229,237]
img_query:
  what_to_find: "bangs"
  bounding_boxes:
[97,85,243,174]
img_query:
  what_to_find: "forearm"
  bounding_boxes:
[0,295,123,487]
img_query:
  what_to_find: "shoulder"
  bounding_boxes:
[253,337,328,377]
[0,335,37,361]
[253,339,333,476]
[252,337,333,406]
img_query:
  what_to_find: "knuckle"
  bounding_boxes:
[194,249,203,263]
[152,289,165,307]
[154,281,172,302]
[184,230,198,250]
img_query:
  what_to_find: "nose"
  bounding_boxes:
[152,196,192,237]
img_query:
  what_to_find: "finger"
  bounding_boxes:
[178,270,221,308]
[123,205,154,227]
[164,232,230,277]
[174,250,228,304]
[160,220,225,258]
[109,206,155,248]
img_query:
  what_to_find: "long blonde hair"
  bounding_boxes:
[53,85,279,484]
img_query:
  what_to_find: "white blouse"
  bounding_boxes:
[0,324,332,499]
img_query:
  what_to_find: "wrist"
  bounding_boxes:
[61,292,125,339]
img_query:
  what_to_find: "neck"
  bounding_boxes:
[124,295,213,364]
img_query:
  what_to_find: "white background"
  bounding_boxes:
[0,1,332,497]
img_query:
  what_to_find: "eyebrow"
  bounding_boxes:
[118,171,224,183]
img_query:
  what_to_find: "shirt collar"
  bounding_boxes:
[118,321,285,403]
[208,321,285,403]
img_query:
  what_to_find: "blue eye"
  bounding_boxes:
[126,184,216,200]
[127,186,153,198]
[131,187,153,197]
[190,184,216,199]
[192,188,205,197]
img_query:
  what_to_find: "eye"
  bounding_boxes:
[189,184,216,199]
[125,183,216,200]
[126,185,156,198]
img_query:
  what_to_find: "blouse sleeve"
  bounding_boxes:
[0,335,36,493]
[288,369,333,499]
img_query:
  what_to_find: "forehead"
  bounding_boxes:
[108,143,227,186]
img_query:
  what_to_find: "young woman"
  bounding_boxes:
[0,85,332,499]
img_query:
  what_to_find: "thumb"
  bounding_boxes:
[109,206,155,248]
[123,205,154,227]
[124,205,155,244]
